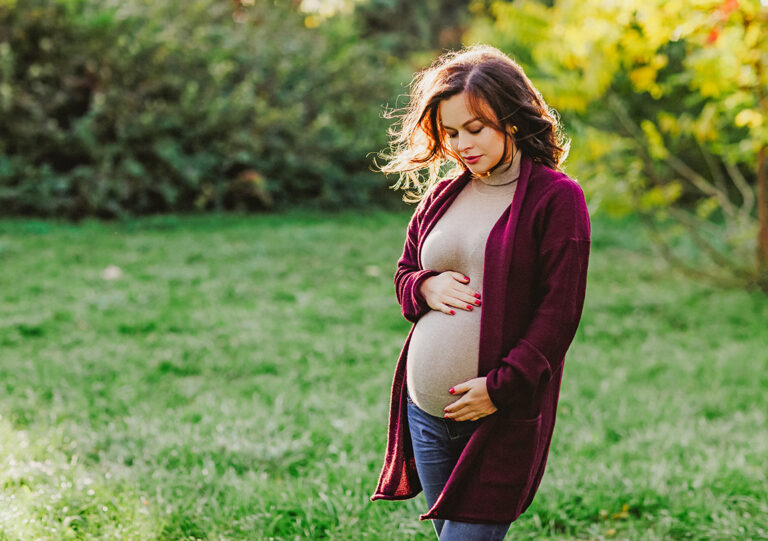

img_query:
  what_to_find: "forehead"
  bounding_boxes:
[439,93,473,126]
[439,92,494,127]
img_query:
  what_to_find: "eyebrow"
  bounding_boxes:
[441,117,482,131]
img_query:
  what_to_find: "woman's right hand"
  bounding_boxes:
[419,271,482,315]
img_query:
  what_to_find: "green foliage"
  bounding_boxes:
[475,0,768,292]
[0,0,400,217]
[0,212,767,538]
[353,0,471,55]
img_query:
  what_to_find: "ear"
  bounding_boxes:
[504,131,518,161]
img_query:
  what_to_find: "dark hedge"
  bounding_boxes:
[0,0,405,218]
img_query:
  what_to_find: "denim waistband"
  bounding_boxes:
[406,386,482,440]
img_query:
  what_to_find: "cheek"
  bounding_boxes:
[485,133,506,157]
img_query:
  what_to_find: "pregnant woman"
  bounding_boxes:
[371,45,591,540]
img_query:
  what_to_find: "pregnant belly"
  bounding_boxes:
[406,308,481,417]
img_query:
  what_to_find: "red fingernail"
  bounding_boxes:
[475,300,481,306]
[449,387,455,394]
[475,293,481,299]
[466,304,473,310]
[449,309,455,315]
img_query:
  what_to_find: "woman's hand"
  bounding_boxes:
[443,377,498,421]
[419,271,481,315]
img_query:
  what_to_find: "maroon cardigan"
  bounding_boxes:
[371,155,591,523]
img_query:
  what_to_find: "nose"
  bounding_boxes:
[456,132,473,154]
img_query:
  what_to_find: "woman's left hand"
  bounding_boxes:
[444,377,498,421]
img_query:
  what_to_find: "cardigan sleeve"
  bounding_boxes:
[394,204,441,323]
[485,179,591,413]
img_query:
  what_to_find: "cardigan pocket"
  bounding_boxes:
[473,412,543,516]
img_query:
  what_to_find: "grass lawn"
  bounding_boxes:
[0,210,766,540]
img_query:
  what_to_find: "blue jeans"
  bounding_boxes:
[406,390,512,541]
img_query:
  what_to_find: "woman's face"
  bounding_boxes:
[439,92,511,175]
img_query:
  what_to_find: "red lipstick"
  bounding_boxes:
[463,155,482,164]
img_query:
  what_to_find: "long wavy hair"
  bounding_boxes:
[379,45,569,203]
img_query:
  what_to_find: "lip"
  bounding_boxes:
[463,155,482,164]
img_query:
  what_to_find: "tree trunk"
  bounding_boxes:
[755,54,768,291]
[757,145,768,276]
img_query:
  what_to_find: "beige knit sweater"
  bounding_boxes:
[406,151,521,417]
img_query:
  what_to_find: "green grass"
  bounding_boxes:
[0,210,766,540]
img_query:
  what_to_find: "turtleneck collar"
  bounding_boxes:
[474,149,522,186]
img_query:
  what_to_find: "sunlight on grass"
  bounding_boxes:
[0,211,766,539]
[0,414,159,538]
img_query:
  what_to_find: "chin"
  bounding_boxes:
[469,166,491,175]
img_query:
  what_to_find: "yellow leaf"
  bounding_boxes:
[658,112,681,136]
[699,80,720,97]
[652,54,668,69]
[693,103,718,142]
[630,66,658,91]
[640,184,681,211]
[696,196,720,219]
[586,137,612,159]
[612,503,631,520]
[304,15,321,28]
[735,109,763,128]
[641,120,669,159]
[649,84,664,99]
[745,23,761,48]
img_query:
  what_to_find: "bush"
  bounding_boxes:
[0,0,402,218]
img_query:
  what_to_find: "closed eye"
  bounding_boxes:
[446,126,483,139]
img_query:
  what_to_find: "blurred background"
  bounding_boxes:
[1,1,767,539]
[2,0,767,289]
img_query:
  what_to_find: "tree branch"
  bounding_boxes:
[667,207,753,279]
[695,138,737,229]
[607,94,736,216]
[723,159,756,218]
[697,139,728,194]
[640,213,745,287]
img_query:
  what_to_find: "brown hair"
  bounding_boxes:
[379,45,569,203]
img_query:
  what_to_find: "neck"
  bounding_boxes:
[475,149,521,186]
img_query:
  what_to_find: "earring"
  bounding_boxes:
[511,125,518,134]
